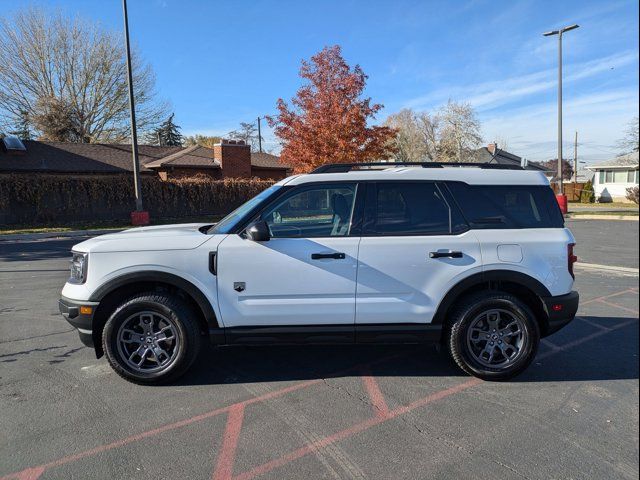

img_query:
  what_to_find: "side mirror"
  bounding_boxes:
[246,220,271,242]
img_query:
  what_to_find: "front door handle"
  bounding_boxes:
[311,252,346,260]
[429,251,463,259]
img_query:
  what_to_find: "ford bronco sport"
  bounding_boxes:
[60,162,579,384]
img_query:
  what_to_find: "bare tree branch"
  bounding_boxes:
[0,6,167,143]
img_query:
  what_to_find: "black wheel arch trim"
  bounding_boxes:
[432,270,551,326]
[89,271,219,328]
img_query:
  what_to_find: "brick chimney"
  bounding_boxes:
[487,143,497,155]
[214,139,252,178]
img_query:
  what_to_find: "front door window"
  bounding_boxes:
[261,184,358,238]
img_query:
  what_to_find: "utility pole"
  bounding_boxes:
[122,0,143,213]
[544,24,579,196]
[257,117,263,153]
[573,131,578,183]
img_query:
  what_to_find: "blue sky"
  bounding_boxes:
[8,0,640,163]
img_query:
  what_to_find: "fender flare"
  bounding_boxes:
[431,270,551,325]
[90,271,218,328]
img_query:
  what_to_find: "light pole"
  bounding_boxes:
[122,0,147,224]
[543,24,579,197]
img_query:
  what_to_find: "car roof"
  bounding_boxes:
[276,166,550,186]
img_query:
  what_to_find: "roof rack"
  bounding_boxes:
[310,162,524,174]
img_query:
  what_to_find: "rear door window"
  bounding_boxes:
[365,182,465,235]
[446,183,564,229]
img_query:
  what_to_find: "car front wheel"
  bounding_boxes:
[102,293,202,384]
[446,292,540,381]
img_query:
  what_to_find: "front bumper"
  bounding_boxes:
[542,291,579,337]
[59,297,98,347]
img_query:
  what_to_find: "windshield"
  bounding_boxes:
[210,185,282,234]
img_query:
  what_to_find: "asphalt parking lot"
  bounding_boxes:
[0,219,638,480]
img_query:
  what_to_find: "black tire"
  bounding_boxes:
[102,293,202,385]
[446,291,540,381]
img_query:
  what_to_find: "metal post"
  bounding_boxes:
[544,24,579,195]
[573,131,578,183]
[257,117,263,153]
[557,31,563,194]
[122,0,143,211]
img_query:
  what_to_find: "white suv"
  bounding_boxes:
[60,162,579,384]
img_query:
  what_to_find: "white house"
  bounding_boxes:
[586,151,639,203]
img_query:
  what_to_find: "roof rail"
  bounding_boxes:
[310,162,524,174]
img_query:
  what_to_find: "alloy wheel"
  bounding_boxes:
[116,311,180,373]
[465,309,526,368]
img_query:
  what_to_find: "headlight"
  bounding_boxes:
[69,252,88,284]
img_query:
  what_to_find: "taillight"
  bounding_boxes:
[568,243,577,279]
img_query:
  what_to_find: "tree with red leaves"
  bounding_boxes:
[269,46,396,173]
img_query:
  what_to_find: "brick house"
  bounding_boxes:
[0,138,290,180]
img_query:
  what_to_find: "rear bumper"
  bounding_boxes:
[542,291,579,337]
[59,297,98,347]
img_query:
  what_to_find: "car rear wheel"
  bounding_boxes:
[446,292,540,381]
[103,293,201,384]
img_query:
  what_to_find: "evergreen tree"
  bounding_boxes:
[159,114,183,146]
[144,114,183,146]
[9,110,33,140]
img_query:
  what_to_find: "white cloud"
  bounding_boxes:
[482,89,638,163]
[404,50,638,112]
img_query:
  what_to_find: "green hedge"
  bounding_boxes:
[0,174,275,226]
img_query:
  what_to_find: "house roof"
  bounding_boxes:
[250,152,286,169]
[0,140,288,173]
[0,141,183,173]
[144,145,220,169]
[586,151,639,170]
[574,166,595,182]
[467,147,548,172]
[144,147,288,170]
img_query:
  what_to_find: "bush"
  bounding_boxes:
[0,174,275,226]
[626,186,639,204]
[579,180,595,203]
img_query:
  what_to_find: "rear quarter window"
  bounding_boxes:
[446,182,564,229]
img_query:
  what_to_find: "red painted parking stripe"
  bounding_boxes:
[0,353,406,480]
[597,299,639,316]
[541,338,561,350]
[213,404,246,480]
[537,318,636,360]
[1,467,45,480]
[361,369,389,418]
[0,381,320,480]
[581,288,636,305]
[233,378,481,480]
[1,287,636,480]
[576,316,612,331]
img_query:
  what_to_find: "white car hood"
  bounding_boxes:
[72,223,216,253]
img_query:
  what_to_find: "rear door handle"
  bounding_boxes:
[429,251,463,259]
[311,252,346,260]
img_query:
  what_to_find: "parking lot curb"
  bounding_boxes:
[0,228,124,242]
[567,214,639,221]
[575,262,639,276]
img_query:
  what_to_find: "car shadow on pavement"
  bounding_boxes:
[176,316,638,386]
[0,238,78,263]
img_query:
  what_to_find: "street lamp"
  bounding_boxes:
[543,24,579,198]
[122,0,149,225]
